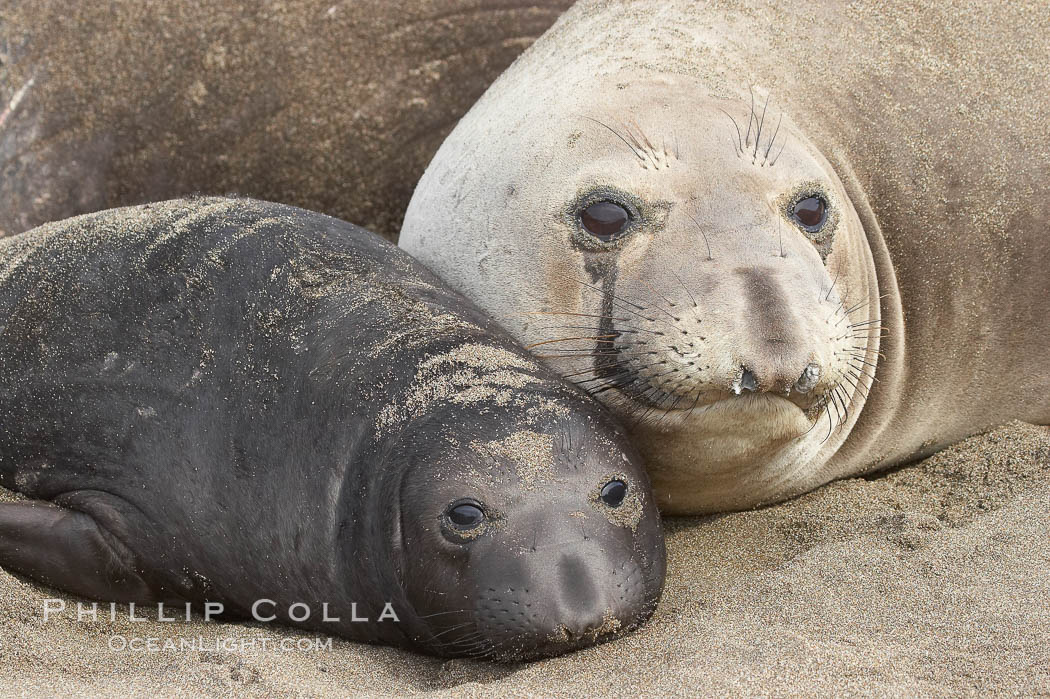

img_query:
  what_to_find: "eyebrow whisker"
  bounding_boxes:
[582,116,648,164]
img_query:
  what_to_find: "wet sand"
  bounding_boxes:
[2,421,1048,696]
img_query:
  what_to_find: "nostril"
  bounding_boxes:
[734,367,758,394]
[795,363,821,393]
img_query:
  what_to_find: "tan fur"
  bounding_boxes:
[400,0,1050,513]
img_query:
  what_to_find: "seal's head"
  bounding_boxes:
[400,74,882,513]
[374,345,664,661]
[391,397,663,660]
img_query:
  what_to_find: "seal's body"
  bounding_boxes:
[0,0,573,239]
[400,0,1050,513]
[0,198,664,659]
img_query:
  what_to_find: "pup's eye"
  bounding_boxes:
[599,480,627,508]
[580,201,630,241]
[446,501,485,530]
[790,195,828,232]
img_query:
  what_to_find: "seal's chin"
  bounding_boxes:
[607,388,817,486]
[604,386,836,513]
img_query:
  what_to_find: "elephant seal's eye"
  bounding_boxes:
[446,501,485,530]
[600,480,627,508]
[791,195,827,232]
[580,201,629,240]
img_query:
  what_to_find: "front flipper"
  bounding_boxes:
[0,498,156,601]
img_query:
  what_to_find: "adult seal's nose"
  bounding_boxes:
[734,362,823,396]
[794,363,822,394]
[732,267,823,394]
[735,368,759,394]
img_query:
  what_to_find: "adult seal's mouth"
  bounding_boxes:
[605,384,816,457]
[599,362,828,417]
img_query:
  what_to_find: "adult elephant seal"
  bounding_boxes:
[400,0,1050,513]
[0,0,573,239]
[0,197,665,660]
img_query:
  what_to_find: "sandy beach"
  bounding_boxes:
[1,421,1047,696]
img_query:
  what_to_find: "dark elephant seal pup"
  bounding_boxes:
[400,0,1050,513]
[0,197,665,660]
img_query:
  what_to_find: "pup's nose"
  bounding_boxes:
[558,553,598,614]
[547,552,640,644]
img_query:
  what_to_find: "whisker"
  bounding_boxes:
[429,622,476,640]
[570,277,683,333]
[824,271,840,301]
[746,84,757,147]
[769,141,786,166]
[832,385,850,425]
[823,397,837,442]
[636,273,679,311]
[533,322,668,338]
[571,276,647,311]
[631,118,658,154]
[534,349,656,359]
[578,359,669,383]
[582,116,648,163]
[668,269,700,309]
[753,88,770,161]
[763,113,783,163]
[717,107,744,156]
[417,609,471,620]
[560,359,636,379]
[684,211,714,261]
[522,310,633,322]
[847,356,880,370]
[525,335,619,349]
[840,371,870,398]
